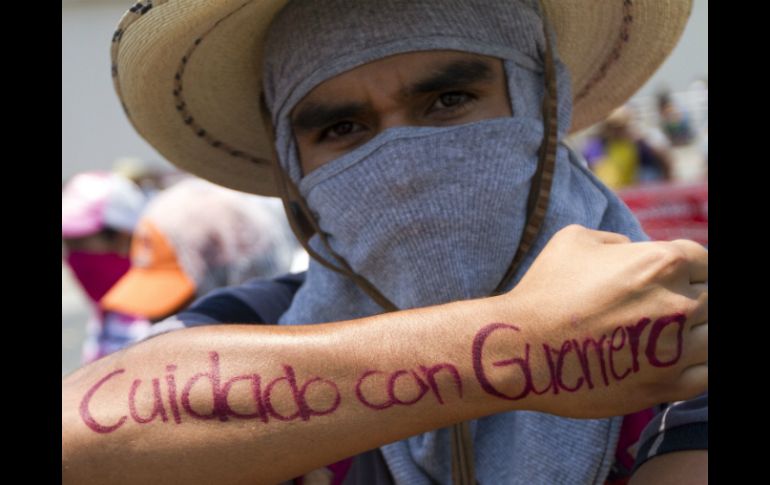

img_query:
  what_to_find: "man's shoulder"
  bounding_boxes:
[147,273,305,339]
[185,272,305,324]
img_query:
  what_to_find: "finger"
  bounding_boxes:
[675,363,708,400]
[670,239,708,283]
[688,283,708,300]
[686,283,708,327]
[685,322,708,365]
[580,227,632,245]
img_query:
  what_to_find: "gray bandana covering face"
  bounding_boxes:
[264,1,649,484]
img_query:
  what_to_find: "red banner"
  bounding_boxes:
[618,182,708,246]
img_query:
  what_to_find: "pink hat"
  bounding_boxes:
[62,172,147,239]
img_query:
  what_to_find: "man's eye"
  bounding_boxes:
[319,121,363,142]
[435,92,471,109]
[427,92,476,118]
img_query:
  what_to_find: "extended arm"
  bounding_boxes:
[62,226,708,485]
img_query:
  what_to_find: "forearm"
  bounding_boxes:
[63,296,529,484]
[62,227,709,484]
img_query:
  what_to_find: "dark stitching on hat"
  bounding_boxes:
[169,1,269,166]
[129,1,153,15]
[574,0,634,102]
[111,0,170,119]
[110,0,273,168]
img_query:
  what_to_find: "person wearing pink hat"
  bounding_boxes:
[62,171,150,363]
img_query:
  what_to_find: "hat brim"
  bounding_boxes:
[101,266,197,320]
[112,0,692,197]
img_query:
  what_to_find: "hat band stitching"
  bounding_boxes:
[113,0,268,167]
[574,0,633,102]
[111,1,166,119]
[171,1,265,165]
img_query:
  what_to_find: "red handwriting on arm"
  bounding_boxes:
[264,365,341,421]
[79,352,341,434]
[79,369,128,433]
[355,363,463,410]
[645,314,686,367]
[473,314,687,401]
[78,314,687,435]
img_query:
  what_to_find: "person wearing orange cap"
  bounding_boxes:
[63,1,707,484]
[101,178,298,323]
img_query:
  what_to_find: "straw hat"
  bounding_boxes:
[111,0,692,197]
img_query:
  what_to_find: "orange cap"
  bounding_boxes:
[101,220,196,320]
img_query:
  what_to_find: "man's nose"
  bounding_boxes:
[379,110,420,131]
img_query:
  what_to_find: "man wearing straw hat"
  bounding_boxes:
[63,1,707,484]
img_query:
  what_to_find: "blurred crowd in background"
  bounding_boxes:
[569,80,708,247]
[62,159,308,374]
[569,80,708,189]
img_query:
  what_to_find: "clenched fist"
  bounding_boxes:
[483,225,707,418]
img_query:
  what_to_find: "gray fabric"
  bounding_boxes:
[279,120,643,485]
[262,0,571,184]
[297,116,539,311]
[263,0,649,483]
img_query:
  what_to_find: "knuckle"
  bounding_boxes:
[697,288,709,307]
[552,224,581,244]
[673,238,708,255]
[653,244,687,274]
[680,294,701,316]
[700,299,708,319]
[560,224,583,237]
[665,244,687,264]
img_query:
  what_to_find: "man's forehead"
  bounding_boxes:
[291,51,502,121]
[262,0,546,126]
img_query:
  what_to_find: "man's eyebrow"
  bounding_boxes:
[291,101,368,133]
[403,59,496,98]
